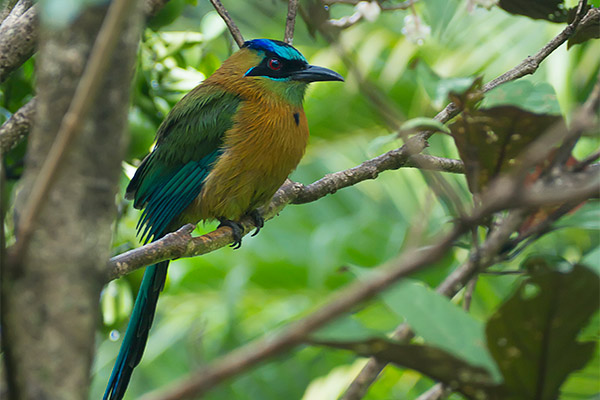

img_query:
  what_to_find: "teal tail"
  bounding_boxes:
[103,261,169,400]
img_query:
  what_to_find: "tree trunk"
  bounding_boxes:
[2,2,142,399]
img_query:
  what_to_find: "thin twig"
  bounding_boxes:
[573,150,600,172]
[284,0,298,44]
[207,0,244,48]
[402,154,465,173]
[10,0,139,262]
[463,276,477,311]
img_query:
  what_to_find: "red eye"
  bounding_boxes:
[268,58,282,71]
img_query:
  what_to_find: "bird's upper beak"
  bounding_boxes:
[291,65,344,82]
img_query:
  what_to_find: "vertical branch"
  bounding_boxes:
[2,0,144,396]
[284,0,298,44]
[10,0,139,262]
[207,0,244,48]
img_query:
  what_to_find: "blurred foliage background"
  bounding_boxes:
[2,0,599,399]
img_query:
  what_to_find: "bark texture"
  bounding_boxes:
[1,2,142,399]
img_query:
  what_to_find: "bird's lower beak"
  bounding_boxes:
[291,65,344,82]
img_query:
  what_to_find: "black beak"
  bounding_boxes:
[291,65,344,82]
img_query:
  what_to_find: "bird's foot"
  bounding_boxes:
[218,219,244,249]
[249,210,264,237]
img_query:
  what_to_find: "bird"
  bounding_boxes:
[103,38,343,400]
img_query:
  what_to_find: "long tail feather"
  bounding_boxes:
[103,261,169,400]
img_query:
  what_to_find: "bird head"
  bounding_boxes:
[207,39,343,105]
[242,39,344,84]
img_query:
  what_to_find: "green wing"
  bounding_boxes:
[126,85,241,242]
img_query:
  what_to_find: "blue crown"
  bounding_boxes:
[243,39,306,62]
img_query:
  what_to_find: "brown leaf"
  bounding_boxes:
[449,105,562,193]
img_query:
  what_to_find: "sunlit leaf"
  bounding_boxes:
[201,11,228,41]
[481,80,561,115]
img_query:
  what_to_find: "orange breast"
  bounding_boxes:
[193,97,309,221]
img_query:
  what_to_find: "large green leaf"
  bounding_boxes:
[481,80,561,115]
[486,262,599,399]
[381,279,502,381]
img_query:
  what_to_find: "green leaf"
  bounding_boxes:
[498,0,568,23]
[147,0,187,31]
[486,262,599,399]
[581,246,600,275]
[449,105,564,193]
[381,279,502,381]
[555,202,600,231]
[482,80,561,115]
[558,312,599,399]
[312,338,502,399]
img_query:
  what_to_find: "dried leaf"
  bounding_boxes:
[449,106,563,193]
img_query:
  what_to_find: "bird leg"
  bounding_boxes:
[218,219,244,249]
[249,209,264,237]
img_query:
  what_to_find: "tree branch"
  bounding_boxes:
[0,96,35,154]
[284,0,298,44]
[105,153,466,281]
[0,3,37,83]
[207,0,244,48]
[404,154,464,173]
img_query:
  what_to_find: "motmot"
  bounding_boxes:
[103,38,343,399]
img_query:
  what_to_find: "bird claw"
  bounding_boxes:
[249,210,264,237]
[218,220,244,249]
[218,211,264,248]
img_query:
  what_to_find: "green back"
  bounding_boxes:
[126,85,241,241]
